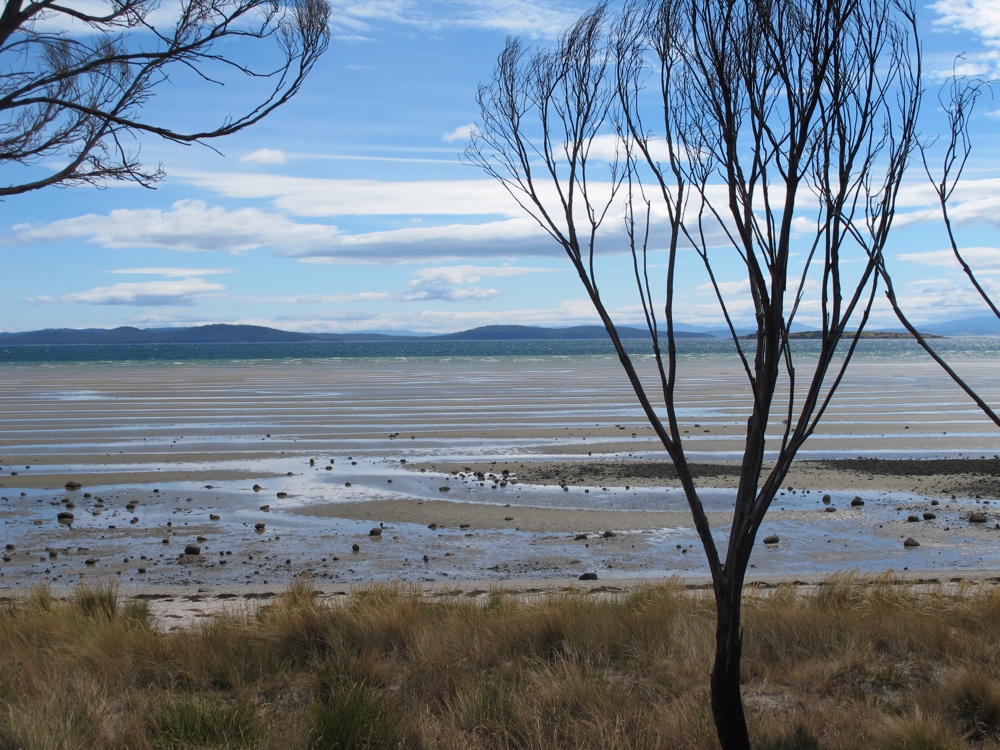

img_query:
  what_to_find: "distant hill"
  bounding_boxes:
[0,323,716,345]
[919,316,1000,337]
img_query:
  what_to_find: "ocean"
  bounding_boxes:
[1,335,999,363]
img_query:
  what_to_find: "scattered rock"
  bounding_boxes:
[254,522,265,531]
[574,533,589,540]
[352,543,360,552]
[763,535,779,545]
[970,512,989,523]
[184,544,201,555]
[84,557,97,565]
[427,523,438,530]
[824,507,836,513]
[851,497,865,507]
[903,538,920,547]
[137,567,146,574]
[253,484,262,492]
[259,505,270,512]
[56,511,74,521]
[602,530,616,538]
[369,527,382,536]
[439,486,451,492]
[209,514,220,521]
[907,515,919,523]
[822,494,831,504]
[276,492,288,499]
[923,512,937,520]
[65,482,82,491]
[579,572,598,581]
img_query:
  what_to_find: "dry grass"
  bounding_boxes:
[1,575,1000,748]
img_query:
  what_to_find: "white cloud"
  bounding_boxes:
[443,124,477,143]
[28,279,226,306]
[401,264,547,302]
[110,267,233,277]
[897,247,1000,270]
[240,148,288,165]
[932,0,1000,43]
[173,172,523,218]
[10,199,340,254]
[327,0,583,39]
[402,286,500,302]
[410,265,549,285]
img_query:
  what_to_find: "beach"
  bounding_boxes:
[0,354,998,622]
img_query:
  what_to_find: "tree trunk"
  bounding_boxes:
[711,583,751,750]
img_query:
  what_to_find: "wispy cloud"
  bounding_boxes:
[109,267,234,277]
[240,148,288,165]
[328,0,583,39]
[28,278,226,306]
[10,199,340,254]
[442,124,476,143]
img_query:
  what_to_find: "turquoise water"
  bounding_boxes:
[1,336,998,363]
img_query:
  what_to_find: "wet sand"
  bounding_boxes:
[0,356,998,624]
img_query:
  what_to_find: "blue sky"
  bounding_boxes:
[2,0,999,334]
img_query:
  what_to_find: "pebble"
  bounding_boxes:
[254,523,265,531]
[822,494,831,504]
[369,527,382,537]
[253,485,262,492]
[65,482,82,491]
[276,492,288,499]
[184,544,201,555]
[57,511,74,521]
[907,515,919,523]
[903,538,920,547]
[579,572,598,581]
[574,533,589,540]
[970,512,989,523]
[763,534,779,545]
[850,497,865,507]
[352,543,360,552]
[923,512,936,520]
[602,530,616,538]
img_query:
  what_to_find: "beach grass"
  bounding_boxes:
[1,575,1000,748]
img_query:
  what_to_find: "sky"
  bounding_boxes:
[1,0,999,335]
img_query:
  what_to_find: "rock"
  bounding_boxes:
[907,515,919,523]
[851,497,865,507]
[824,507,836,512]
[439,486,451,492]
[903,538,920,547]
[763,535,779,545]
[822,494,831,504]
[427,523,438,530]
[970,512,989,523]
[254,522,265,531]
[259,505,270,512]
[85,557,97,565]
[137,567,146,574]
[369,527,382,536]
[57,511,74,521]
[931,499,940,506]
[352,543,360,552]
[65,482,82,490]
[276,491,288,498]
[602,530,617,538]
[209,514,220,521]
[184,544,201,555]
[253,484,262,492]
[579,572,599,581]
[923,512,937,520]
[574,533,589,540]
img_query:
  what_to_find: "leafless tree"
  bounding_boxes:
[0,0,330,196]
[468,1,920,747]
[880,75,1000,427]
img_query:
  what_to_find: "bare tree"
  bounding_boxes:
[880,75,1000,427]
[468,1,920,747]
[0,0,330,195]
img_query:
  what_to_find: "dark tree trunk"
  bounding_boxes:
[711,581,751,750]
